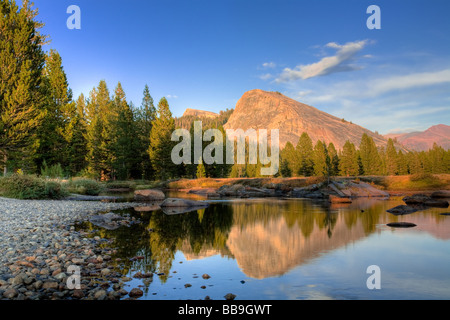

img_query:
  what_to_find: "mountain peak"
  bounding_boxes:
[224,89,391,150]
[182,108,219,119]
[385,124,450,151]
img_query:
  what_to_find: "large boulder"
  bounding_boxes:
[134,189,165,201]
[289,183,326,199]
[187,188,220,198]
[217,184,276,198]
[330,181,389,198]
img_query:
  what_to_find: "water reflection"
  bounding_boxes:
[80,196,450,284]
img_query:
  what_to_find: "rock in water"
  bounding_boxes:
[224,293,236,300]
[134,189,165,201]
[403,194,449,208]
[129,288,143,298]
[160,198,209,208]
[387,222,417,228]
[431,190,450,198]
[387,205,420,215]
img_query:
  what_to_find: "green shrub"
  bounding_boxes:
[105,181,136,190]
[63,178,104,196]
[40,161,65,179]
[45,181,69,199]
[0,174,68,199]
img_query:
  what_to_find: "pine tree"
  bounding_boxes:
[66,94,87,176]
[313,140,330,177]
[196,158,206,179]
[111,82,138,180]
[359,133,382,175]
[385,138,398,176]
[84,81,113,179]
[396,150,408,175]
[0,0,47,174]
[135,85,156,179]
[280,141,299,176]
[149,97,176,180]
[327,142,339,176]
[443,150,450,174]
[36,49,73,171]
[339,141,359,176]
[428,143,445,174]
[296,132,314,177]
[280,158,292,177]
[406,151,420,174]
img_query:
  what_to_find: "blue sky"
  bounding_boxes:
[27,0,450,134]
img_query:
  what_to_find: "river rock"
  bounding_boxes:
[217,184,276,198]
[387,222,417,228]
[129,288,143,298]
[160,198,209,208]
[134,189,165,201]
[403,194,449,208]
[387,205,420,215]
[89,212,125,230]
[187,188,220,198]
[224,293,236,300]
[431,190,450,198]
[3,288,18,299]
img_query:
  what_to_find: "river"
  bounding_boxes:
[76,192,450,300]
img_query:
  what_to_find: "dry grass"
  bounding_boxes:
[359,174,450,191]
[163,174,450,191]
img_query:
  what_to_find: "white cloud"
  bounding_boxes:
[259,73,273,80]
[276,40,369,82]
[369,69,450,96]
[167,94,178,99]
[262,62,276,68]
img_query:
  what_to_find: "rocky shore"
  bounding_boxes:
[0,197,143,300]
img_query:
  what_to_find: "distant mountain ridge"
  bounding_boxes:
[180,90,448,152]
[385,124,450,151]
[182,108,219,119]
[222,89,400,151]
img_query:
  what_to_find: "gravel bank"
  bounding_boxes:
[0,197,143,300]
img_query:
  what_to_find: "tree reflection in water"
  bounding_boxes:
[78,197,450,282]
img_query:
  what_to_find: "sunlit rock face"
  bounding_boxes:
[224,89,398,150]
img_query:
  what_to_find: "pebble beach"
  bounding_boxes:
[0,197,143,300]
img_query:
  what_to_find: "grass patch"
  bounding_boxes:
[62,178,104,196]
[105,181,136,190]
[360,174,449,191]
[0,174,69,199]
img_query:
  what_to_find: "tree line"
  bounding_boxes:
[279,132,450,178]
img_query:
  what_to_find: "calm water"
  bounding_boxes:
[79,193,450,300]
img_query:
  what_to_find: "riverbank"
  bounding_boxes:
[0,197,144,300]
[163,174,450,193]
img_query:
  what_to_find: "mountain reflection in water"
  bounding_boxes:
[80,196,450,284]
